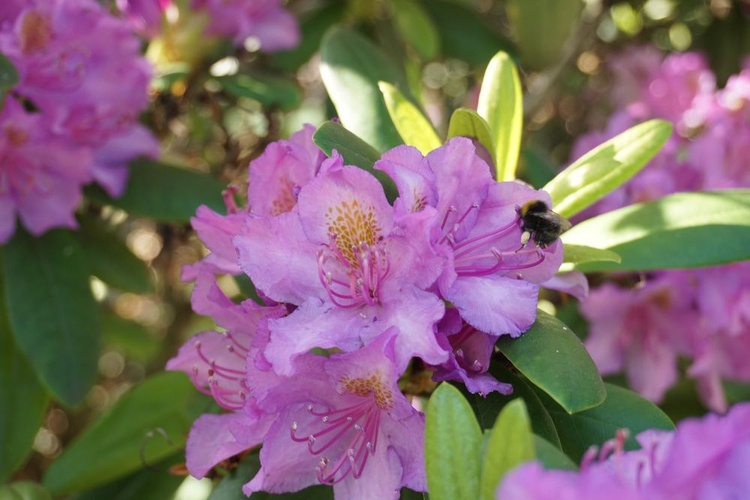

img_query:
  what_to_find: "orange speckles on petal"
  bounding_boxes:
[19,11,52,54]
[4,125,28,147]
[270,176,297,215]
[340,371,394,410]
[325,199,381,267]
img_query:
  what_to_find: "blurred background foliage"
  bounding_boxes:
[6,0,750,497]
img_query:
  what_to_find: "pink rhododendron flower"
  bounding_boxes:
[498,402,750,499]
[116,0,172,38]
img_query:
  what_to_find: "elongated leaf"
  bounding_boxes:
[379,82,441,154]
[101,313,160,363]
[533,435,577,471]
[43,372,210,495]
[426,384,482,500]
[559,244,621,272]
[562,190,750,271]
[86,159,225,223]
[477,51,523,182]
[77,217,152,293]
[3,229,99,406]
[312,121,398,201]
[320,27,406,152]
[73,455,185,500]
[0,482,52,500]
[0,54,18,97]
[0,262,49,482]
[447,108,495,162]
[480,399,534,500]
[496,310,606,414]
[424,1,514,66]
[217,73,301,110]
[538,383,674,462]
[545,120,673,218]
[391,0,440,59]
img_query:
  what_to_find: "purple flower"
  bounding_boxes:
[0,97,92,243]
[116,0,172,38]
[376,138,563,337]
[243,328,426,498]
[236,152,448,374]
[498,402,750,499]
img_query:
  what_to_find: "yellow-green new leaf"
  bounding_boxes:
[544,119,672,218]
[480,399,535,500]
[379,82,441,154]
[477,51,523,181]
[447,108,496,161]
[559,243,621,272]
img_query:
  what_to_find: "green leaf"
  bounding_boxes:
[320,27,407,152]
[559,244,621,272]
[43,372,210,495]
[391,0,440,59]
[0,262,49,482]
[379,81,441,154]
[0,54,18,97]
[86,159,225,223]
[217,73,301,110]
[424,1,514,66]
[477,51,523,182]
[312,121,398,202]
[506,0,583,69]
[3,229,99,406]
[0,482,52,500]
[271,5,345,72]
[207,454,333,500]
[538,383,674,463]
[425,383,482,500]
[101,313,160,363]
[73,455,185,500]
[77,216,152,293]
[562,190,750,271]
[480,399,534,500]
[519,145,560,189]
[447,108,495,162]
[533,435,577,471]
[544,120,673,218]
[496,310,606,414]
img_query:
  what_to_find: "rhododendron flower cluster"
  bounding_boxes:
[572,48,750,411]
[497,401,750,499]
[0,0,157,243]
[168,126,565,497]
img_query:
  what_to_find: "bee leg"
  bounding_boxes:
[517,230,531,252]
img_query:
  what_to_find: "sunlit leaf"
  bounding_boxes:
[0,481,52,500]
[544,120,673,218]
[425,383,482,500]
[391,0,440,59]
[3,229,99,406]
[496,310,606,414]
[559,244,621,272]
[379,81,441,154]
[447,108,495,164]
[217,73,301,110]
[562,190,750,271]
[477,51,523,182]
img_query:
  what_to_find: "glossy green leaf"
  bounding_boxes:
[312,121,398,202]
[559,244,621,272]
[539,383,674,463]
[3,229,99,406]
[0,262,49,482]
[496,310,606,414]
[73,455,185,500]
[480,399,534,500]
[533,435,577,471]
[562,190,750,271]
[320,27,406,152]
[424,1,514,66]
[477,51,523,182]
[217,73,301,110]
[391,0,440,59]
[43,372,210,495]
[506,0,582,69]
[271,5,344,72]
[0,54,18,97]
[208,455,333,500]
[86,159,225,223]
[379,82,441,154]
[101,313,160,363]
[425,383,482,500]
[77,217,152,293]
[0,482,52,500]
[447,108,495,162]
[545,120,673,218]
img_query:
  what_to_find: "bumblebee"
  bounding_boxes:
[519,200,571,247]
